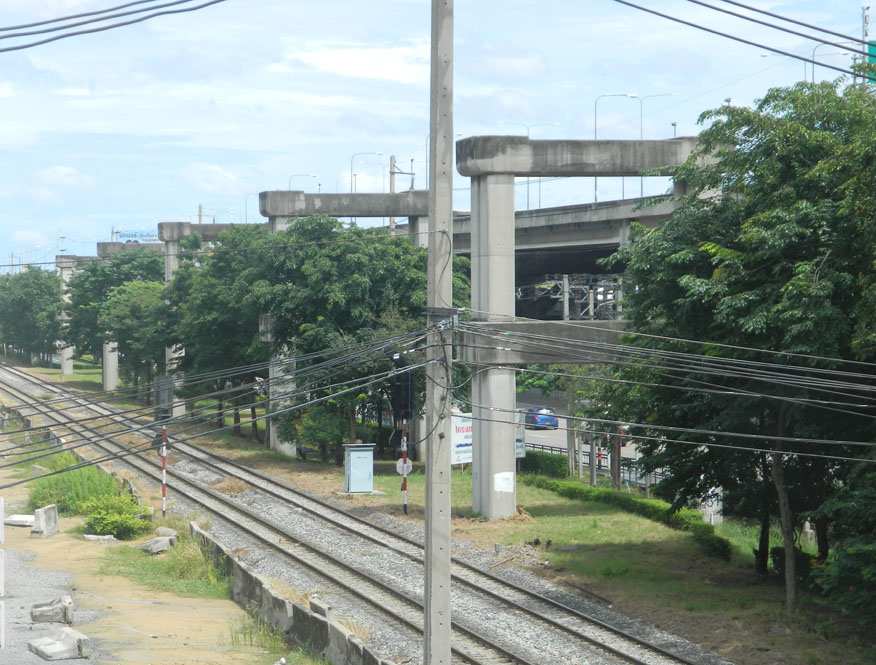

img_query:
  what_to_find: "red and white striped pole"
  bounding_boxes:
[401,420,408,515]
[161,426,167,518]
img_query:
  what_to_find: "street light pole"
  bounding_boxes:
[349,152,382,192]
[811,42,854,82]
[636,92,677,196]
[594,93,636,202]
[288,173,317,190]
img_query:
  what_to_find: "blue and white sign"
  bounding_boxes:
[451,414,473,464]
[451,412,526,465]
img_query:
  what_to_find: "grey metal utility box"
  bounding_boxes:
[344,444,376,493]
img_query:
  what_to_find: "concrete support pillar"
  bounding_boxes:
[102,342,119,392]
[162,237,186,417]
[60,346,73,375]
[408,215,430,248]
[470,173,518,520]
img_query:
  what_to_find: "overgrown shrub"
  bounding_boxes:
[521,475,733,560]
[28,462,120,514]
[770,546,815,586]
[813,538,876,625]
[519,450,568,478]
[82,493,152,540]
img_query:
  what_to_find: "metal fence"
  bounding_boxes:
[524,442,669,486]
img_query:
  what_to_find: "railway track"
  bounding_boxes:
[0,362,729,665]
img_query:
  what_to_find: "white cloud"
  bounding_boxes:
[37,166,93,190]
[25,187,64,205]
[11,228,49,246]
[281,40,430,85]
[179,163,243,195]
[462,43,547,82]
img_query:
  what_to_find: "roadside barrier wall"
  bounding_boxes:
[191,521,395,665]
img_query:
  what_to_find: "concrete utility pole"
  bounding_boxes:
[424,1,453,664]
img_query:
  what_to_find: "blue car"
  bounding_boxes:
[524,406,558,429]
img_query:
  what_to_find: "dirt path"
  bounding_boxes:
[1,469,271,665]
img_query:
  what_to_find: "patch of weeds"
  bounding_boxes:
[28,457,121,514]
[338,617,372,642]
[100,532,230,599]
[228,612,286,652]
[597,562,630,578]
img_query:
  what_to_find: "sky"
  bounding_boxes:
[0,0,870,269]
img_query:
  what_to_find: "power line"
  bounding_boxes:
[461,307,876,372]
[612,0,861,79]
[683,0,870,59]
[0,0,231,54]
[0,0,209,41]
[714,0,869,46]
[0,1,176,31]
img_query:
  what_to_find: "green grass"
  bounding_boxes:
[99,526,231,599]
[28,452,121,514]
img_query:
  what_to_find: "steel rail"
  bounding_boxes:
[0,362,712,665]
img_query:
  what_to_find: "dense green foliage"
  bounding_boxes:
[100,280,168,385]
[0,268,62,360]
[812,471,876,624]
[588,79,876,615]
[519,450,568,477]
[28,459,121,514]
[63,249,164,358]
[82,493,153,539]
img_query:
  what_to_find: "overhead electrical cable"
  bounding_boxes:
[715,0,869,45]
[462,307,876,372]
[611,0,860,78]
[0,0,231,54]
[457,324,876,398]
[682,0,870,58]
[0,359,437,478]
[0,0,175,31]
[0,0,210,40]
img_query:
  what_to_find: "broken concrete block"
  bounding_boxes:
[32,464,48,475]
[140,536,177,554]
[31,504,59,539]
[31,595,75,623]
[84,534,117,543]
[27,627,90,660]
[154,526,178,538]
[5,514,34,527]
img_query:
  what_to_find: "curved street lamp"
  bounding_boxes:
[349,152,382,192]
[593,93,636,202]
[288,173,317,190]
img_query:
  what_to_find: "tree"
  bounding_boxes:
[253,215,470,455]
[594,79,876,614]
[99,280,167,386]
[0,268,63,363]
[166,227,271,442]
[64,249,164,359]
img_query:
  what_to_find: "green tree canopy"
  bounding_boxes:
[64,249,164,358]
[0,268,62,360]
[99,280,167,385]
[593,79,876,614]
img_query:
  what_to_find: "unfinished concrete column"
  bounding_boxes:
[55,256,77,375]
[102,342,119,392]
[470,174,518,520]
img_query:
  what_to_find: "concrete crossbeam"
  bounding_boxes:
[97,242,163,257]
[259,190,429,219]
[457,135,698,177]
